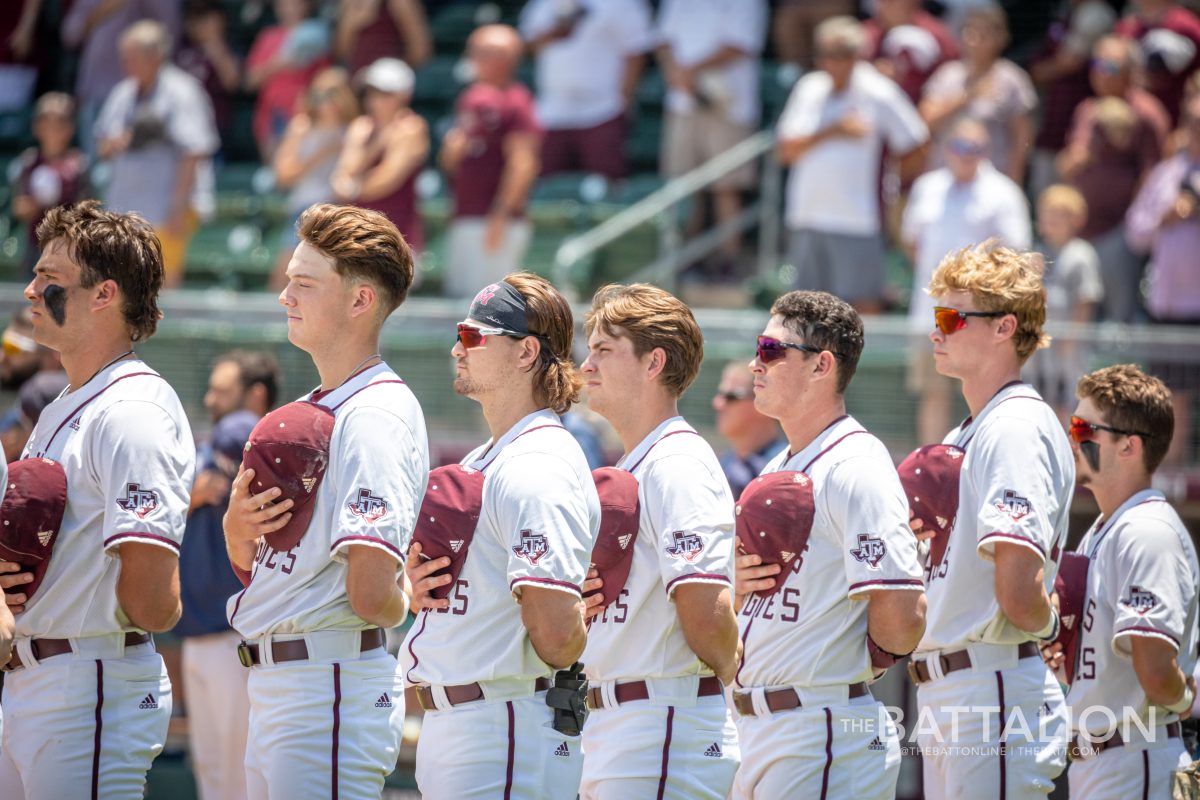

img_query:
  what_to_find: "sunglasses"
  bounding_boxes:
[948,138,987,157]
[455,322,530,349]
[1068,415,1148,444]
[933,306,1009,335]
[1089,57,1123,76]
[715,388,753,403]
[756,335,837,365]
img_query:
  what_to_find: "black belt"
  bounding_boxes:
[1070,722,1181,761]
[908,641,1041,685]
[732,682,869,716]
[586,675,724,710]
[414,677,552,711]
[4,632,151,672]
[237,629,385,667]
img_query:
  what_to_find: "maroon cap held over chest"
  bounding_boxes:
[585,467,641,609]
[735,471,816,597]
[412,464,485,599]
[897,443,965,570]
[0,457,68,600]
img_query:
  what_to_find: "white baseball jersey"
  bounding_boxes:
[228,363,429,638]
[1066,489,1199,734]
[917,381,1075,654]
[402,408,600,686]
[583,416,735,682]
[18,358,194,639]
[736,415,924,689]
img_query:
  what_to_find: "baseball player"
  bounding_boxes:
[576,283,740,799]
[401,272,599,800]
[1052,364,1197,798]
[731,290,926,799]
[0,201,195,799]
[223,204,428,800]
[910,242,1073,798]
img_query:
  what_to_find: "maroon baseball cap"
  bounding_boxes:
[241,401,335,552]
[735,471,815,597]
[1054,552,1090,684]
[0,457,67,599]
[586,467,641,608]
[412,464,485,599]
[897,444,965,569]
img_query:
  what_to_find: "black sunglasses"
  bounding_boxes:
[756,335,841,365]
[715,388,753,402]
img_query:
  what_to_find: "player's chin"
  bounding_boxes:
[452,376,478,397]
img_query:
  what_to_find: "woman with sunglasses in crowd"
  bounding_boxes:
[909,241,1074,798]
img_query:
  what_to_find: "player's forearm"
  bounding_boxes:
[226,535,257,572]
[676,585,740,684]
[523,600,587,669]
[117,584,182,633]
[994,543,1052,634]
[867,589,927,656]
[350,581,409,629]
[1131,637,1188,707]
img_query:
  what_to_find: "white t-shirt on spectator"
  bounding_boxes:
[777,61,928,236]
[656,0,768,127]
[902,161,1031,326]
[519,0,656,130]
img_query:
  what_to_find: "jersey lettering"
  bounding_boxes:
[434,580,470,616]
[1082,598,1096,632]
[597,589,630,625]
[779,587,801,623]
[254,542,298,575]
[1078,646,1096,680]
[927,544,951,583]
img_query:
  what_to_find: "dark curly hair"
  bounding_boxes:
[769,290,865,394]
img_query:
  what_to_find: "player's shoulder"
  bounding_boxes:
[976,388,1063,439]
[93,364,186,420]
[1112,498,1192,553]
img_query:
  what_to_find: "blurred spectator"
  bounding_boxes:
[12,93,90,280]
[245,0,332,161]
[439,25,541,298]
[177,0,241,148]
[777,16,928,314]
[331,59,427,259]
[334,0,431,78]
[1166,69,1200,153]
[270,66,358,289]
[63,0,180,158]
[920,4,1037,183]
[96,20,218,287]
[1115,0,1200,124]
[177,350,278,800]
[1126,95,1200,465]
[562,408,606,470]
[1027,184,1104,421]
[0,307,66,462]
[657,0,768,274]
[0,0,40,112]
[1029,0,1118,196]
[863,0,960,104]
[902,118,1030,444]
[712,360,783,498]
[519,0,655,180]
[1058,34,1170,322]
[771,0,856,68]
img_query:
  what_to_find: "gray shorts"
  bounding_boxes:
[787,228,886,304]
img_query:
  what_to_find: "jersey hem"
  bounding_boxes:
[977,532,1046,562]
[847,578,925,597]
[509,576,581,597]
[330,535,404,563]
[102,531,181,554]
[1113,625,1180,652]
[664,572,731,597]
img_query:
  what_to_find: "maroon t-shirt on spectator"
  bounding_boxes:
[1066,88,1170,239]
[176,45,232,141]
[16,146,89,269]
[451,82,542,219]
[1115,6,1200,124]
[1032,13,1097,151]
[360,114,425,254]
[347,9,409,78]
[863,11,959,104]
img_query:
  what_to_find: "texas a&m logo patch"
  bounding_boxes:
[665,530,704,563]
[348,488,389,522]
[1122,586,1158,615]
[116,483,160,519]
[995,489,1031,521]
[513,530,550,565]
[850,534,887,569]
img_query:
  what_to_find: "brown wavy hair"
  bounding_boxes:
[297,203,414,316]
[36,200,164,341]
[1077,364,1174,474]
[504,272,582,414]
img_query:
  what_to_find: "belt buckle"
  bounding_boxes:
[236,641,254,668]
[906,660,922,684]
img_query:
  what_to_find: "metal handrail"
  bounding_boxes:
[551,130,778,296]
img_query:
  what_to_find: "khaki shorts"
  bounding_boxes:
[661,109,757,190]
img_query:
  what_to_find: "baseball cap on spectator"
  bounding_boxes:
[585,467,641,608]
[209,409,259,477]
[896,444,965,568]
[735,471,816,598]
[1143,28,1197,74]
[241,401,335,552]
[412,464,485,599]
[881,25,941,73]
[18,371,68,427]
[0,457,68,599]
[360,58,415,95]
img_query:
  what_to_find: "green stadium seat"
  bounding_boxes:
[626,114,662,174]
[413,56,468,107]
[185,221,273,289]
[0,109,33,151]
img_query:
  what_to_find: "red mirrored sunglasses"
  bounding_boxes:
[1068,415,1148,444]
[933,306,1009,335]
[456,322,526,349]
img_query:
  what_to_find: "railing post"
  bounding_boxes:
[757,137,782,281]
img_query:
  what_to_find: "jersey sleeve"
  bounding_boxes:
[643,455,735,599]
[93,400,194,556]
[1111,522,1195,655]
[825,455,925,598]
[328,406,429,565]
[492,452,594,598]
[972,414,1062,562]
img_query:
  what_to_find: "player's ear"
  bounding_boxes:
[349,282,376,320]
[644,347,667,382]
[90,278,120,312]
[995,313,1017,341]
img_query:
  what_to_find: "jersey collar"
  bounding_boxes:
[1085,487,1168,555]
[471,407,561,468]
[781,414,858,469]
[306,362,391,408]
[616,415,691,472]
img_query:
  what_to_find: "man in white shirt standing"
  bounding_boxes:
[777,16,929,314]
[520,0,655,180]
[656,0,767,270]
[902,117,1031,444]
